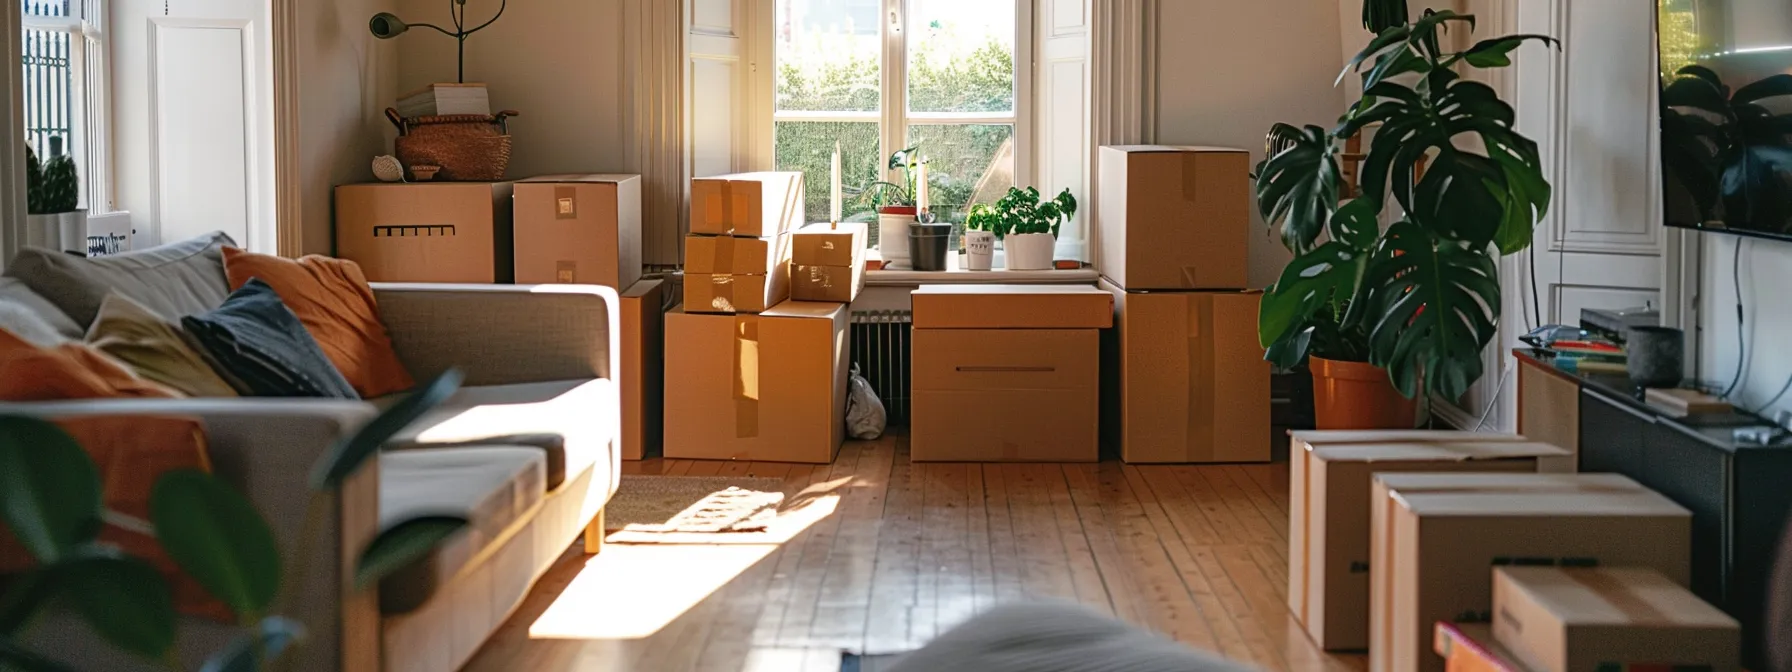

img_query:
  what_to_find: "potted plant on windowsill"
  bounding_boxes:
[961,207,999,271]
[25,146,86,254]
[965,186,1076,271]
[1253,11,1556,428]
[861,146,923,270]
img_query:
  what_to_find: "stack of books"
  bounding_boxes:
[397,83,491,117]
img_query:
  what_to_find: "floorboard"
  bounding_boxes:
[463,435,1366,672]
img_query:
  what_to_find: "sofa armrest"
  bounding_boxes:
[1,398,382,672]
[373,283,620,387]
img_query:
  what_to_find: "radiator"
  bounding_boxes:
[850,310,913,425]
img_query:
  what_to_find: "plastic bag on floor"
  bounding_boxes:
[845,363,886,440]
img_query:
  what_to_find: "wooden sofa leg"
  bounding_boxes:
[584,509,605,554]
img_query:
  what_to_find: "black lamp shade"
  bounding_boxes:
[369,13,408,39]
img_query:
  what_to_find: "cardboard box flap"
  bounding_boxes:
[792,222,867,267]
[1498,567,1737,628]
[912,284,1113,329]
[761,300,848,320]
[1375,472,1640,493]
[1310,441,1571,464]
[518,174,639,184]
[1293,430,1527,446]
[1395,490,1691,518]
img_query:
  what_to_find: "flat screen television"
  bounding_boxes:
[1659,0,1792,240]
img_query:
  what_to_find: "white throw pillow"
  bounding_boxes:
[0,299,70,347]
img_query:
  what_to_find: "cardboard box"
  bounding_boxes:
[663,301,847,463]
[690,172,805,237]
[911,328,1099,462]
[683,233,793,314]
[334,182,514,283]
[1369,473,1692,672]
[513,174,642,288]
[620,280,666,460]
[1492,567,1739,672]
[1096,146,1249,290]
[1099,278,1269,463]
[684,272,788,314]
[1434,622,1530,672]
[790,222,867,303]
[911,284,1113,329]
[1287,437,1574,651]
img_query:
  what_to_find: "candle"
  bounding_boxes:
[916,159,929,214]
[829,142,842,225]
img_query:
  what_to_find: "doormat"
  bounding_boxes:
[605,475,787,532]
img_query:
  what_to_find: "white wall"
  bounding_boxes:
[1153,0,1348,288]
[393,0,627,179]
[297,0,399,255]
[1699,238,1792,419]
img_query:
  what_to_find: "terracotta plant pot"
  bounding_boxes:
[1309,356,1417,429]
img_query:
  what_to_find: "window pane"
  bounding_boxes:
[22,28,75,163]
[776,121,881,231]
[776,0,881,113]
[908,124,1014,225]
[907,0,1015,113]
[22,0,71,17]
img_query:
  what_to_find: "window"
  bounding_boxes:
[773,0,1023,245]
[21,0,107,211]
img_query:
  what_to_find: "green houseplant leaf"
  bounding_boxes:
[150,470,282,618]
[62,550,178,659]
[1253,123,1339,254]
[1364,220,1502,399]
[355,516,470,590]
[0,416,102,563]
[312,368,464,490]
[199,616,306,672]
[1258,240,1370,356]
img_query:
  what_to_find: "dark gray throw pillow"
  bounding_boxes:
[3,231,235,328]
[182,278,359,399]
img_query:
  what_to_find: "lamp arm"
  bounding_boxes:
[404,21,459,37]
[449,0,464,31]
[460,0,507,35]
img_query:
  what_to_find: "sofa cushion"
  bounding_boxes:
[0,327,181,400]
[220,248,415,398]
[0,297,70,347]
[181,279,359,398]
[4,231,234,328]
[378,446,546,615]
[382,379,614,490]
[0,277,81,340]
[87,293,239,398]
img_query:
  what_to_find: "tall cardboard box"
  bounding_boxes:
[335,182,514,283]
[1099,277,1269,463]
[683,233,792,313]
[513,174,643,288]
[620,280,666,460]
[1096,146,1250,290]
[663,301,847,463]
[1492,567,1740,672]
[790,222,867,303]
[1368,473,1693,672]
[690,172,805,237]
[1286,436,1574,651]
[910,285,1111,462]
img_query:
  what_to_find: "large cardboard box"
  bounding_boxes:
[1287,436,1574,651]
[1096,146,1250,290]
[513,174,642,288]
[911,328,1099,462]
[663,301,847,463]
[1369,473,1693,672]
[335,182,514,283]
[790,222,867,303]
[690,172,805,237]
[683,233,793,314]
[911,284,1113,329]
[620,280,666,461]
[1099,278,1269,463]
[1492,567,1739,672]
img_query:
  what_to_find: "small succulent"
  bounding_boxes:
[26,145,79,214]
[964,187,1077,239]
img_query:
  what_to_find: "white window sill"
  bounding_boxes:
[865,251,1098,286]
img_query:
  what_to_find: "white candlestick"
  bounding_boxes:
[829,142,842,225]
[916,159,929,215]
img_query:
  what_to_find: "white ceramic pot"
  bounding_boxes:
[24,210,87,254]
[1003,232,1054,271]
[877,210,917,270]
[964,230,995,271]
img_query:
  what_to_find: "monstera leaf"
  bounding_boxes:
[1254,123,1339,254]
[1258,240,1370,364]
[1364,220,1502,399]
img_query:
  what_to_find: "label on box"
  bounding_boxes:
[555,186,577,219]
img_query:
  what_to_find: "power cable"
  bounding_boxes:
[1720,239,1748,400]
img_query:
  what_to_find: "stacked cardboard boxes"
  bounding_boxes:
[666,172,848,463]
[1489,567,1740,672]
[789,222,867,303]
[1096,145,1267,463]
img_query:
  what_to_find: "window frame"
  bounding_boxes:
[20,0,110,213]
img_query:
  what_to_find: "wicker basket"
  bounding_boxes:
[387,108,519,182]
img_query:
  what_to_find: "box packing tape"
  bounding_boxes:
[701,180,734,234]
[1556,569,1675,625]
[1185,296,1216,461]
[708,234,737,273]
[733,315,760,438]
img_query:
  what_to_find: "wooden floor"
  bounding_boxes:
[464,435,1365,672]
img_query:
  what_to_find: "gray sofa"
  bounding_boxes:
[0,241,621,672]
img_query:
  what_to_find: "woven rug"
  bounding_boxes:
[605,475,787,533]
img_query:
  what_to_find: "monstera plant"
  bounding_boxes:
[1255,11,1556,422]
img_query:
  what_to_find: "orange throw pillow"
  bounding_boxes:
[0,328,180,400]
[221,247,414,397]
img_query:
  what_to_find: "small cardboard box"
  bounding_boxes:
[620,279,666,460]
[1099,278,1269,463]
[790,222,867,303]
[911,328,1099,462]
[663,301,847,463]
[683,233,793,314]
[690,172,805,237]
[1096,146,1249,290]
[1287,435,1574,651]
[334,182,514,283]
[513,174,642,288]
[1492,567,1739,672]
[1434,622,1530,672]
[1369,473,1692,672]
[911,284,1113,329]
